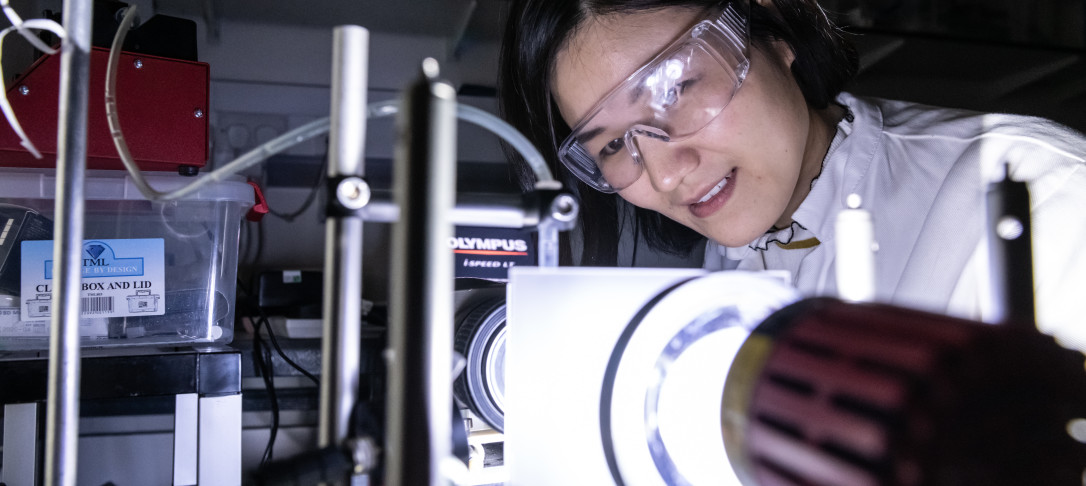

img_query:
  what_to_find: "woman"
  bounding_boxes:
[497,0,1086,352]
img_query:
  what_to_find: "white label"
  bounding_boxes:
[0,306,43,336]
[0,306,111,338]
[20,239,167,321]
[283,270,302,283]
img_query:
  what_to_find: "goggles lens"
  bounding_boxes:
[558,3,750,193]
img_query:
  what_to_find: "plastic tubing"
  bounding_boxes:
[454,103,555,184]
[105,6,156,196]
[0,16,66,159]
[106,7,554,201]
[105,5,333,201]
[367,101,555,184]
[1,0,60,54]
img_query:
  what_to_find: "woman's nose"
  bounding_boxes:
[631,130,698,193]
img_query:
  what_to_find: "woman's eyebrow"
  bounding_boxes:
[575,80,653,145]
[628,82,646,105]
[576,126,605,144]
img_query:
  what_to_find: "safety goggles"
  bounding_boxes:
[556,2,750,193]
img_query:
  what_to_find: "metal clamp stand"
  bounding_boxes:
[317,25,370,486]
[256,37,578,484]
[383,58,457,486]
[380,62,579,486]
[46,1,93,485]
[527,185,579,267]
[250,26,381,486]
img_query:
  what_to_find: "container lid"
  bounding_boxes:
[0,168,254,203]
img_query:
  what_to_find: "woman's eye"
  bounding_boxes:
[600,138,625,157]
[664,79,695,108]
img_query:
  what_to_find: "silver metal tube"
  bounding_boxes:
[537,193,579,267]
[385,58,456,486]
[319,24,369,466]
[46,1,93,485]
[359,192,530,228]
[537,223,560,267]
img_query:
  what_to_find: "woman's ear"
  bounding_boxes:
[770,38,797,67]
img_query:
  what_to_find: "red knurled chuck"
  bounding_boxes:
[723,298,1086,486]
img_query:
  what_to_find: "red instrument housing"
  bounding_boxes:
[0,46,209,173]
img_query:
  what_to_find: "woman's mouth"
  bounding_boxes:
[696,178,728,204]
[689,168,736,218]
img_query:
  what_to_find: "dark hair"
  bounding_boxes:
[498,0,858,265]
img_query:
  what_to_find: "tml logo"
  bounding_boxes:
[84,244,107,266]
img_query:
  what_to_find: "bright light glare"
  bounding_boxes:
[655,326,747,486]
[664,59,684,79]
[996,216,1025,240]
[1068,418,1086,443]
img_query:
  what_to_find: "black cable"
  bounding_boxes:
[238,275,321,386]
[252,218,266,267]
[257,308,320,387]
[265,140,329,223]
[240,218,252,267]
[237,277,281,466]
[236,271,323,468]
[253,317,280,466]
[236,276,322,466]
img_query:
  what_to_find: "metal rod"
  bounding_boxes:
[46,0,93,485]
[385,58,457,486]
[536,191,579,267]
[358,192,531,227]
[987,164,1036,327]
[360,189,577,267]
[319,24,369,467]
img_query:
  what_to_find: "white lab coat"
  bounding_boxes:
[704,93,1086,353]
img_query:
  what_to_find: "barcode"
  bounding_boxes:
[82,296,114,314]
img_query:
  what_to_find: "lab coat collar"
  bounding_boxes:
[722,92,882,260]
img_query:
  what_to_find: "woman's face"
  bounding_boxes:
[551,5,834,247]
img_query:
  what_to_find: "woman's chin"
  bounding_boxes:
[698,212,788,249]
[705,230,763,249]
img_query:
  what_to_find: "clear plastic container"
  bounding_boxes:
[0,168,253,350]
